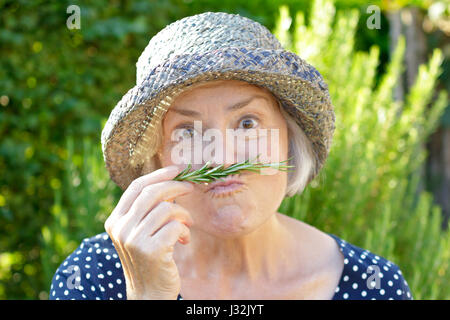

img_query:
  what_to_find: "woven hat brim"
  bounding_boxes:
[101,47,335,191]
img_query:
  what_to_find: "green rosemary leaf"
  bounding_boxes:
[172,155,295,184]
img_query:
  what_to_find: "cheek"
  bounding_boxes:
[254,171,287,196]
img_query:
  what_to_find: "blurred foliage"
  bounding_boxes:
[276,0,449,299]
[0,0,448,299]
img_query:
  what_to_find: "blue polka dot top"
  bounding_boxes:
[49,232,413,300]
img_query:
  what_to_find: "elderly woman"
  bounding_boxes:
[50,12,412,300]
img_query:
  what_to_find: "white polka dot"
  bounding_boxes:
[352,283,358,290]
[96,249,102,254]
[361,273,367,279]
[58,282,63,288]
[103,248,109,253]
[343,293,349,299]
[116,279,122,285]
[86,273,91,279]
[378,272,383,278]
[107,270,112,276]
[394,274,399,280]
[86,256,92,262]
[361,291,367,297]
[103,234,109,240]
[344,258,349,265]
[55,275,60,281]
[388,280,393,286]
[85,264,91,269]
[335,286,340,293]
[106,255,111,260]
[352,265,358,272]
[118,293,123,299]
[98,273,104,279]
[380,289,385,295]
[91,285,96,291]
[383,265,389,271]
[343,275,349,282]
[115,262,121,268]
[396,289,402,296]
[108,283,114,289]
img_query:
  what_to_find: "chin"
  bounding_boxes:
[204,200,258,237]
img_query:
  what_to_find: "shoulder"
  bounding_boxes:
[328,233,413,300]
[49,232,126,300]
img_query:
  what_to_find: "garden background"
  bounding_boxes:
[0,0,449,299]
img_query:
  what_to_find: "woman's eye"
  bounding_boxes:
[239,117,258,129]
[174,126,197,140]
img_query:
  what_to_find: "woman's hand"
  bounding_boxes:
[104,165,194,300]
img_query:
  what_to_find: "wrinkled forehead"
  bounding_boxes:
[167,79,280,112]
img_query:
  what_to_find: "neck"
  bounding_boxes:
[173,212,296,284]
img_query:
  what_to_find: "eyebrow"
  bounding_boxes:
[169,95,269,117]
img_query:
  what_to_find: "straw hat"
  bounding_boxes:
[101,11,335,191]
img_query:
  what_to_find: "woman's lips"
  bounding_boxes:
[205,176,246,197]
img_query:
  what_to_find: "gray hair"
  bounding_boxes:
[277,100,317,197]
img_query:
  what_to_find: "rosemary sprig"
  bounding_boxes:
[172,154,295,184]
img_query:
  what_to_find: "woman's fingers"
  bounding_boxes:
[130,201,193,243]
[149,220,191,252]
[112,165,182,219]
[117,181,193,240]
[105,166,186,237]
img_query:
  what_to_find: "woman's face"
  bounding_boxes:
[157,79,289,238]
